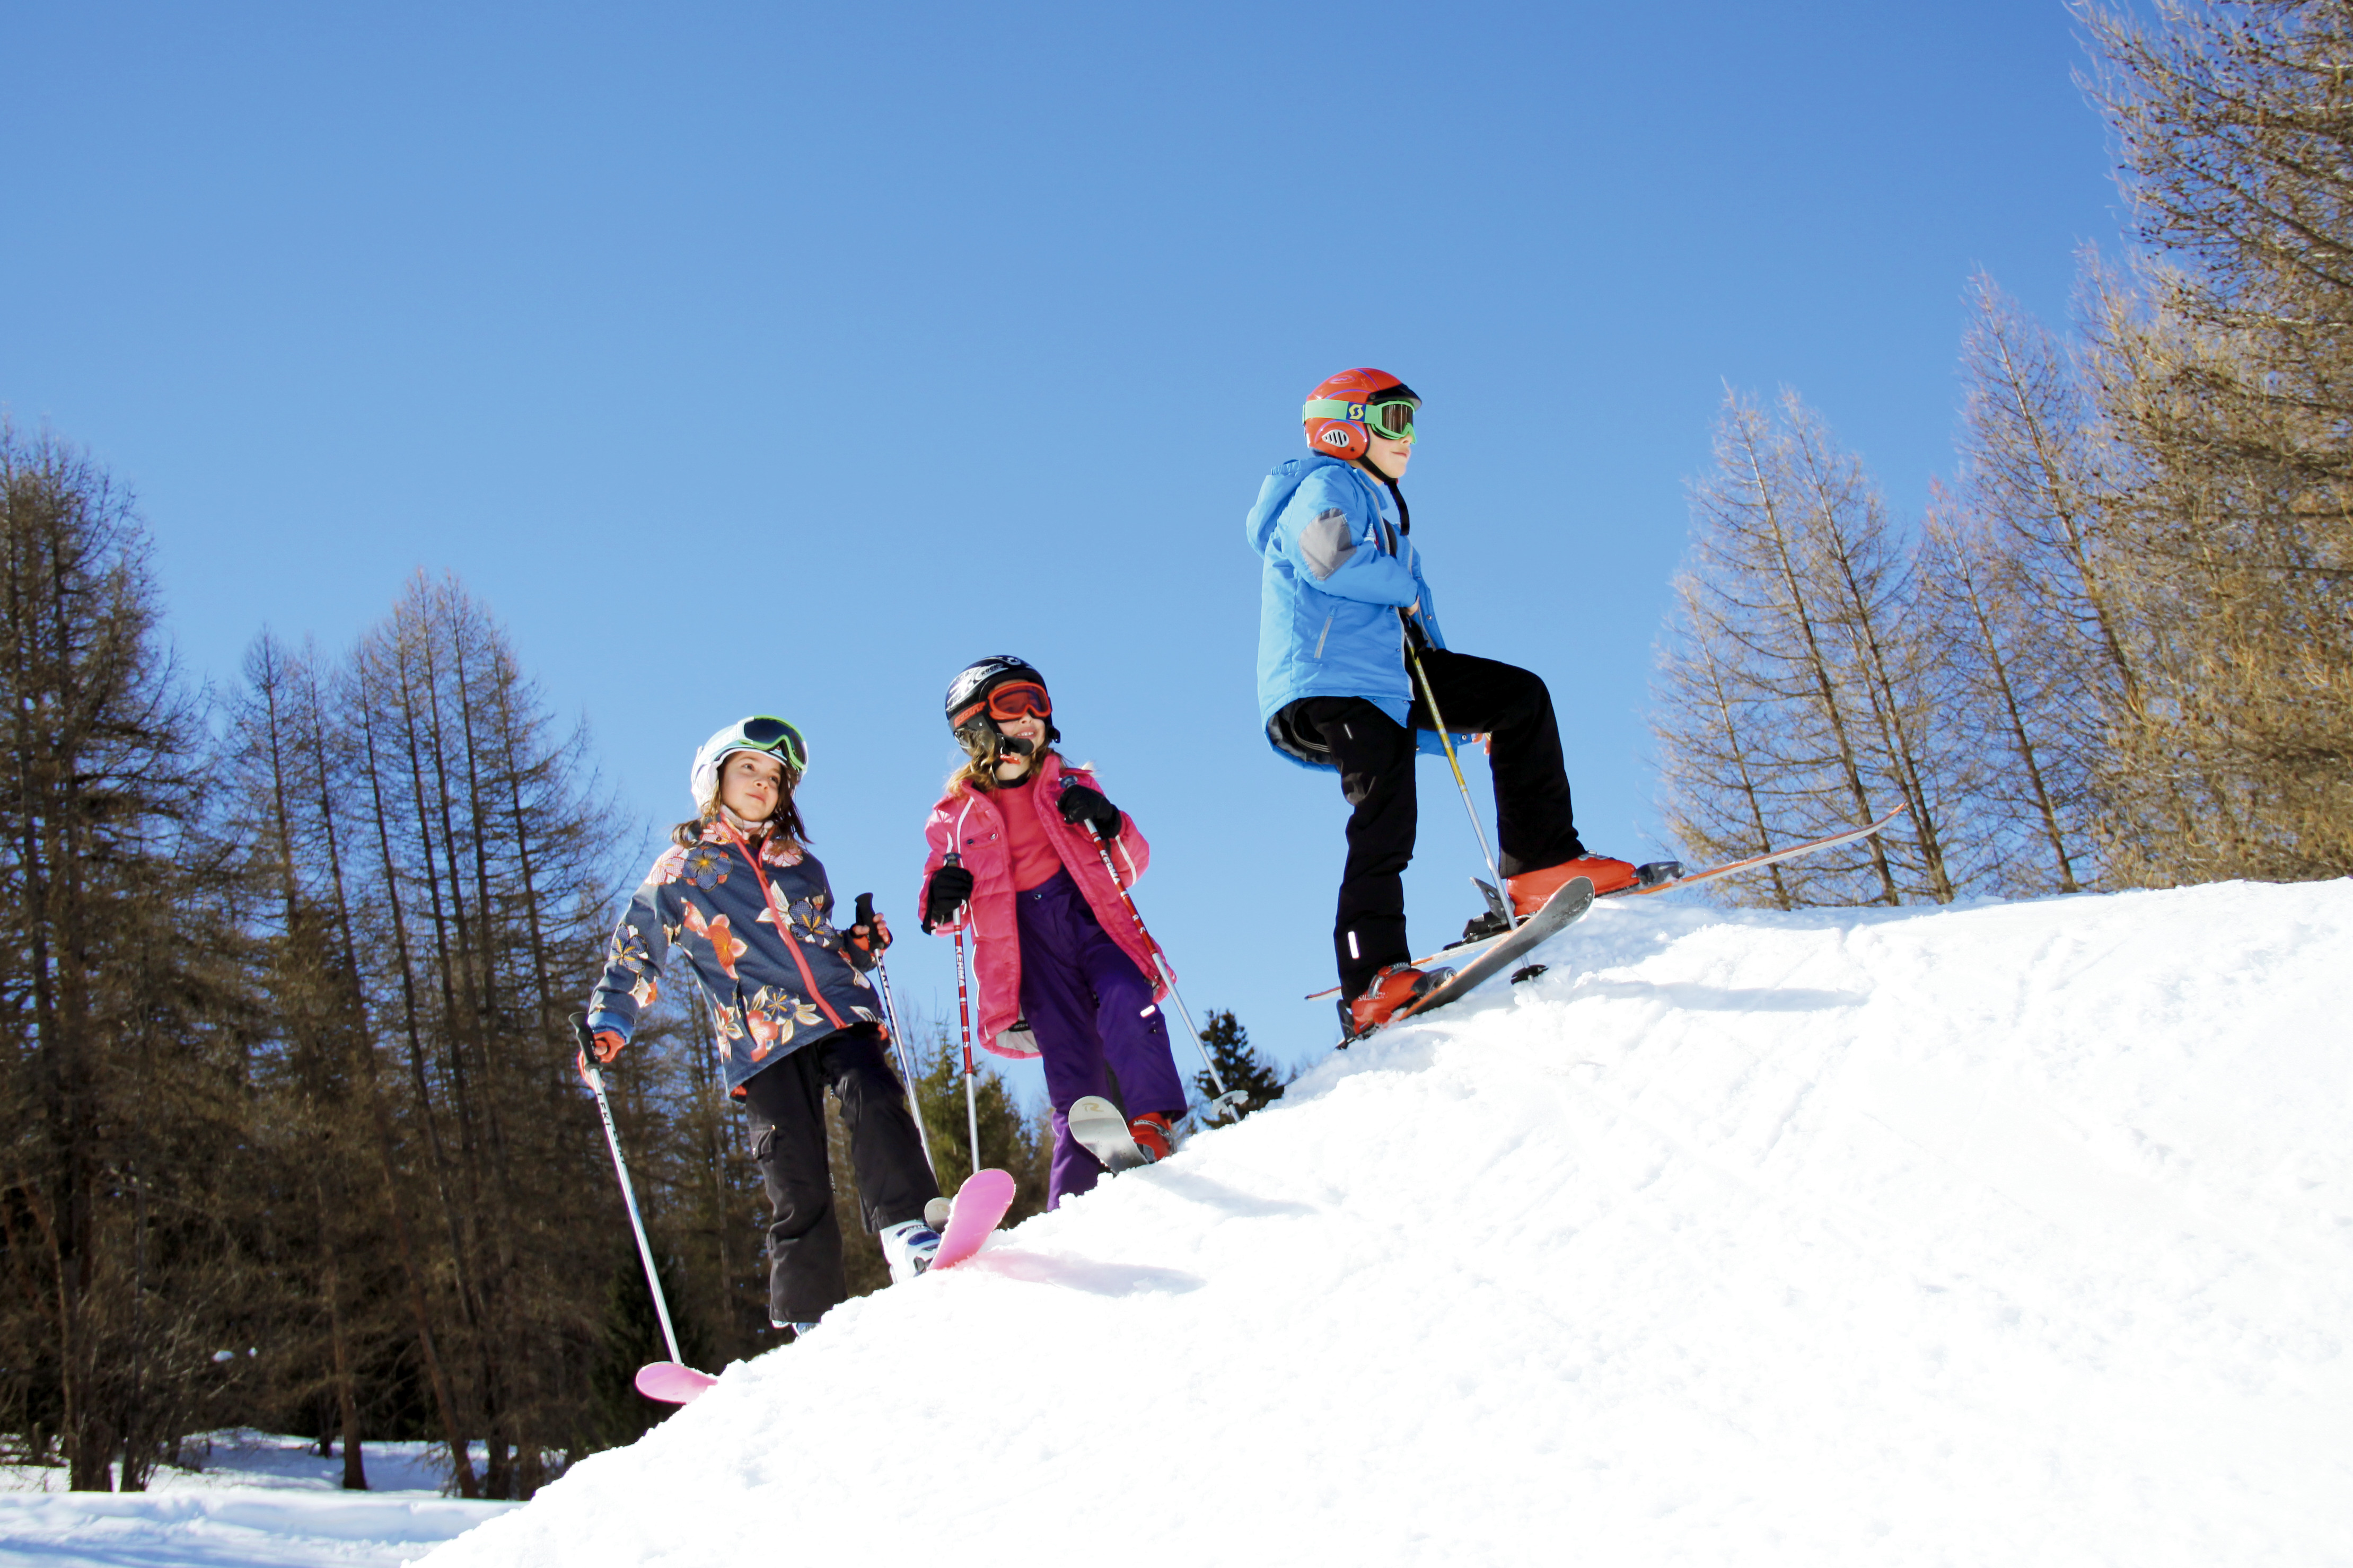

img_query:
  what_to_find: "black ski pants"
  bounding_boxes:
[1287,648,1586,1001]
[739,1023,938,1325]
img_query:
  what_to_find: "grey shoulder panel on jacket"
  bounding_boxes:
[1300,507,1356,580]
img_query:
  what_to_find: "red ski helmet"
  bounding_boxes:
[1302,368,1419,460]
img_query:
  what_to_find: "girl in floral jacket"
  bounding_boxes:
[584,716,939,1336]
[917,657,1188,1209]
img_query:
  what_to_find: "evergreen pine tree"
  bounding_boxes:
[1192,1011,1288,1121]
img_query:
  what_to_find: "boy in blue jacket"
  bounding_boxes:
[1245,367,1634,1034]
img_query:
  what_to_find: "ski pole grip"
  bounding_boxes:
[569,1012,601,1083]
[1056,776,1113,843]
[939,851,966,929]
[850,891,885,971]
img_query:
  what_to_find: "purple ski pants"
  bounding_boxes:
[1015,869,1187,1209]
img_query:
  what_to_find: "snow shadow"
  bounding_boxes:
[1145,1169,1318,1220]
[1570,979,1865,1012]
[968,1250,1205,1298]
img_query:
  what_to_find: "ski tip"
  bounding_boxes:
[635,1361,719,1405]
[1533,876,1595,920]
[960,1167,1016,1203]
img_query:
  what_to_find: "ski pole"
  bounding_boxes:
[1059,787,1248,1124]
[570,1014,684,1368]
[855,892,935,1179]
[944,853,983,1174]
[1399,610,1515,932]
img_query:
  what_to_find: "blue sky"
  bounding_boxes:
[2,2,2126,1091]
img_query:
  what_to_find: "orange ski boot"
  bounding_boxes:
[1128,1111,1175,1164]
[1505,855,1639,915]
[1346,963,1454,1037]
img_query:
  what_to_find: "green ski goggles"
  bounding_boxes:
[1303,395,1419,441]
[722,715,808,772]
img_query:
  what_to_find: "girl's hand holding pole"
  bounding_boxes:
[844,892,892,969]
[921,864,975,932]
[1056,782,1121,840]
[575,1026,625,1085]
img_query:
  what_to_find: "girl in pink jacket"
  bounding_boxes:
[917,656,1187,1208]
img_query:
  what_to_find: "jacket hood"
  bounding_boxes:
[1245,453,1353,553]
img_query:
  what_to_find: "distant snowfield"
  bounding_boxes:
[0,1432,514,1566]
[24,880,2352,1567]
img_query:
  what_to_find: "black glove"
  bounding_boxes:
[1057,782,1121,841]
[921,864,975,932]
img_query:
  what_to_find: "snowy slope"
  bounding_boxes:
[0,1433,515,1566]
[422,880,2353,1567]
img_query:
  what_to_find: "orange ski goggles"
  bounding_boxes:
[950,680,1052,729]
[981,681,1051,720]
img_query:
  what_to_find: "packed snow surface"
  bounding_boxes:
[0,1432,514,1566]
[424,880,2353,1566]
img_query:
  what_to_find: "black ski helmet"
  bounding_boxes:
[944,655,1059,748]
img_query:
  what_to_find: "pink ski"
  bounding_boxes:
[632,1171,1013,1406]
[933,1168,1015,1270]
[635,1361,718,1404]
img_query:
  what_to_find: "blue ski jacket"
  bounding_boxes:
[1245,453,1463,770]
[584,822,882,1094]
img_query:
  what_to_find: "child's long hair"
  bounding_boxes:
[671,762,809,849]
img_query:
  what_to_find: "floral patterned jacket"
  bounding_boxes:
[584,819,882,1094]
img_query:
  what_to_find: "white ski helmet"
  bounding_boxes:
[688,715,807,809]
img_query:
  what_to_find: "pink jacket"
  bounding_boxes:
[918,752,1161,1058]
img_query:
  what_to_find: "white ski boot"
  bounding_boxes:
[878,1218,942,1284]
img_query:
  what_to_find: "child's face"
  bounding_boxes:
[1363,431,1414,480]
[719,750,786,822]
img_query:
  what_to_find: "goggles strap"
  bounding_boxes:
[1303,395,1418,416]
[1303,396,1417,437]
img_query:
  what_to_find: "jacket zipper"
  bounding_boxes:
[1313,613,1333,658]
[722,824,849,1032]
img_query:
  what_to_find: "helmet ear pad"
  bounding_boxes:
[1305,418,1369,458]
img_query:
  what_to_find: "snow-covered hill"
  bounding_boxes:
[422,880,2353,1567]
